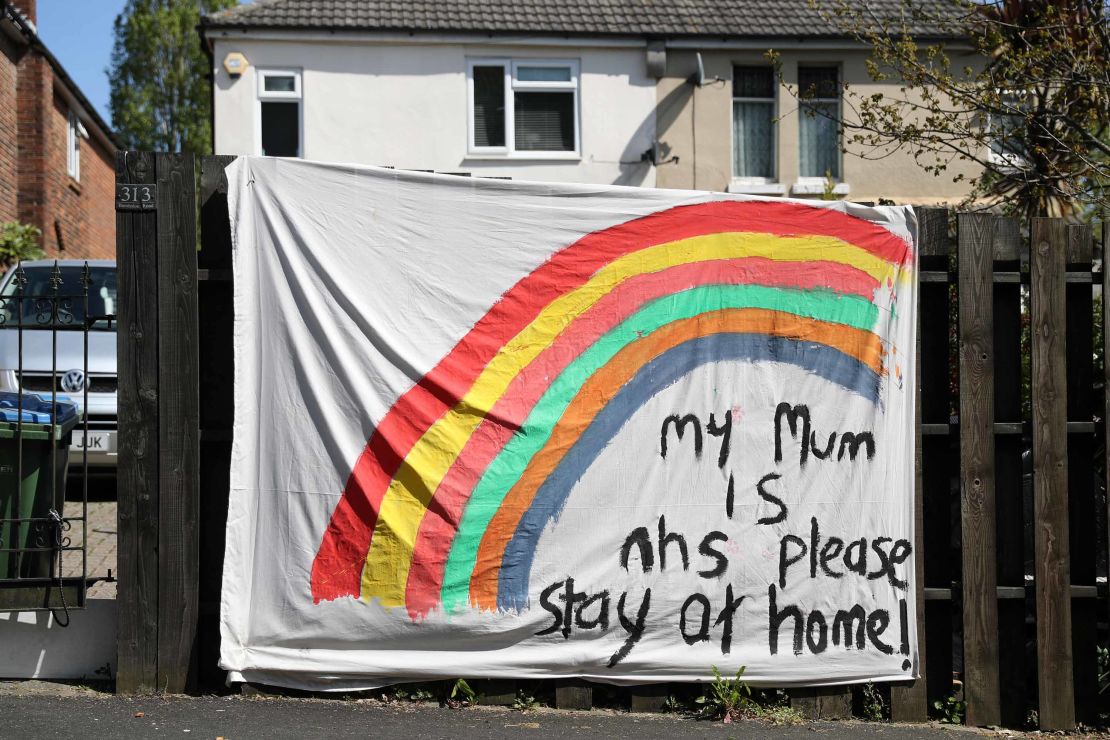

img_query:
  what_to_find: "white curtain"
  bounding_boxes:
[732,101,774,178]
[799,101,839,179]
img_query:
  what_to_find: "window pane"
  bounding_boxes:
[516,66,571,83]
[799,101,839,178]
[798,67,838,99]
[733,67,774,99]
[264,75,296,93]
[261,101,299,157]
[473,66,506,147]
[732,101,774,178]
[514,91,575,151]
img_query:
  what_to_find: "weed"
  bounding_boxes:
[860,682,886,722]
[444,678,477,708]
[513,690,539,712]
[933,694,965,724]
[695,665,751,723]
[752,704,805,726]
[388,684,437,703]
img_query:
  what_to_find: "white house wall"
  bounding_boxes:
[212,38,658,187]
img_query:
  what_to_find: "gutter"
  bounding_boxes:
[1,0,122,151]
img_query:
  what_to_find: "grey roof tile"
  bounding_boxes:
[203,0,964,38]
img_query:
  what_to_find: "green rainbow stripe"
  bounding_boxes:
[439,284,879,612]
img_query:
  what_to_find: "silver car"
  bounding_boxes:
[0,260,118,472]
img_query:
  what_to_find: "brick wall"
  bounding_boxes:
[42,92,115,260]
[15,51,48,239]
[0,32,21,224]
[2,11,116,261]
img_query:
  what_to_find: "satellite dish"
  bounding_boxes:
[688,52,722,87]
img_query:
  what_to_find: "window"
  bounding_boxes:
[988,92,1028,168]
[257,69,301,158]
[731,66,776,181]
[798,66,840,180]
[66,109,81,181]
[467,60,579,156]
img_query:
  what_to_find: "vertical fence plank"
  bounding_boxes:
[991,216,1027,727]
[197,155,237,691]
[958,213,1001,726]
[1065,224,1097,723]
[116,150,161,693]
[1030,218,1075,731]
[555,679,592,710]
[890,207,944,722]
[923,208,955,713]
[155,154,199,693]
[629,684,669,713]
[1103,216,1110,715]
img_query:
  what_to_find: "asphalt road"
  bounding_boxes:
[0,693,999,740]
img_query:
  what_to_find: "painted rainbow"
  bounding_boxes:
[310,200,915,619]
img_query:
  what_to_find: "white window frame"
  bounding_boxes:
[986,90,1029,169]
[794,65,844,189]
[66,109,81,181]
[255,68,303,158]
[466,58,581,160]
[728,65,782,194]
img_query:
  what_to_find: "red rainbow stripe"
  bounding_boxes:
[311,200,913,603]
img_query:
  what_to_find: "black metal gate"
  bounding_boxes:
[0,260,116,619]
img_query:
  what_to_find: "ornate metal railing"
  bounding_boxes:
[0,261,116,620]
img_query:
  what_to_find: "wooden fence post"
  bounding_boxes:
[116,152,200,694]
[1030,217,1075,731]
[117,150,160,693]
[957,213,1001,726]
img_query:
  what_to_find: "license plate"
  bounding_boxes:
[71,431,115,453]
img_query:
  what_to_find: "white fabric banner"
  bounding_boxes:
[221,157,919,690]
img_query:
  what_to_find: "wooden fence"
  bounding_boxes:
[116,152,1109,730]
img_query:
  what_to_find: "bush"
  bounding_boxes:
[0,222,44,269]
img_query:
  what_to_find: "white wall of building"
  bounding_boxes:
[211,35,658,187]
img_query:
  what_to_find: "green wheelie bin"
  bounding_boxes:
[0,392,80,580]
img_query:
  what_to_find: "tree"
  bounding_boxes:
[109,0,236,154]
[780,0,1109,218]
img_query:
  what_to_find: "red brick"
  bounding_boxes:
[1,15,115,261]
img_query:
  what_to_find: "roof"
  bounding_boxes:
[202,0,965,39]
[0,1,120,150]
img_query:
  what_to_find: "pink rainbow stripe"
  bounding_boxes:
[402,256,879,617]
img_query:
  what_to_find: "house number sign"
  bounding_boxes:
[115,183,157,211]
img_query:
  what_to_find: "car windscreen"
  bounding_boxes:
[0,265,117,330]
